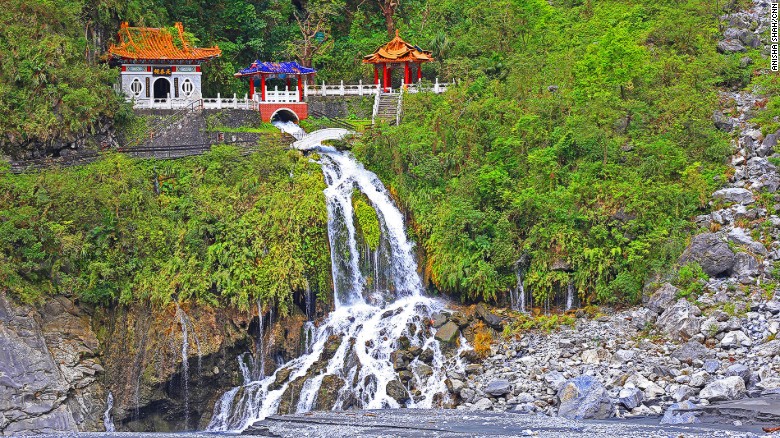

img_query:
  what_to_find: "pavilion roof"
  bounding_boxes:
[235,61,317,77]
[362,30,434,64]
[107,22,221,62]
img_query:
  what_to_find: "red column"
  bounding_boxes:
[260,74,266,101]
[383,63,389,92]
[404,62,410,85]
[374,65,379,85]
[249,76,255,98]
[417,63,422,81]
[297,75,303,101]
[286,77,291,89]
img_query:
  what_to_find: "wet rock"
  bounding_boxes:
[386,379,409,403]
[475,303,503,330]
[415,363,433,379]
[618,387,643,410]
[712,187,754,205]
[656,299,703,342]
[679,233,735,277]
[699,376,746,402]
[450,312,470,329]
[434,321,460,344]
[314,375,345,410]
[671,340,710,365]
[431,313,448,329]
[391,350,410,371]
[557,376,613,420]
[645,283,679,314]
[419,348,434,364]
[323,335,342,360]
[484,379,511,397]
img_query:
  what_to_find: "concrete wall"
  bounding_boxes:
[133,109,285,150]
[306,96,374,119]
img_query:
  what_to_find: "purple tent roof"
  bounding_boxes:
[235,61,317,77]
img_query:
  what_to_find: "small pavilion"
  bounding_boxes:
[363,30,434,92]
[235,61,317,122]
[108,22,221,103]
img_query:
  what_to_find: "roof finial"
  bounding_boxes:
[395,29,400,38]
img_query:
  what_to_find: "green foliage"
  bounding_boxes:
[354,0,733,306]
[353,195,381,251]
[674,262,708,299]
[0,146,330,313]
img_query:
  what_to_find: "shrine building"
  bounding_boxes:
[363,30,434,92]
[234,61,317,122]
[108,22,221,104]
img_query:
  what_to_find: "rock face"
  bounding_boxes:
[656,299,702,341]
[557,376,613,420]
[0,294,104,435]
[679,233,735,277]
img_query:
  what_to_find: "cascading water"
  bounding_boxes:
[566,281,574,311]
[208,129,456,432]
[103,391,115,432]
[175,304,190,430]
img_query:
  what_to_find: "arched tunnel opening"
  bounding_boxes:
[270,109,299,124]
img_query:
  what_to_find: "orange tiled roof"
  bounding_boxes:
[363,30,434,64]
[107,22,221,61]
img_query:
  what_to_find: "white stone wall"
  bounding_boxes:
[119,64,203,104]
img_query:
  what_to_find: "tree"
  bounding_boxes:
[288,0,342,67]
[377,0,399,37]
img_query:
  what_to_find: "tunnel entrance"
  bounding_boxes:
[270,109,299,124]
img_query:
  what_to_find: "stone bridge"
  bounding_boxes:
[291,128,355,150]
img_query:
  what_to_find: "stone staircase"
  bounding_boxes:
[373,93,402,125]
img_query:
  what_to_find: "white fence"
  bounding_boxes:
[304,78,453,97]
[126,78,455,109]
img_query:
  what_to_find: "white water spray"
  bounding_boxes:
[175,305,190,430]
[208,129,456,432]
[103,391,115,432]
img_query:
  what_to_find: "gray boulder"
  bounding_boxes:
[671,340,710,365]
[646,283,678,314]
[657,299,703,342]
[721,330,752,348]
[471,397,494,411]
[717,39,747,53]
[732,252,759,278]
[712,188,754,205]
[728,228,767,255]
[713,110,735,131]
[725,364,751,384]
[484,379,511,397]
[661,401,700,425]
[703,360,720,374]
[618,387,643,410]
[699,376,746,402]
[746,157,780,192]
[756,130,780,157]
[679,233,735,277]
[557,376,613,420]
[630,308,657,330]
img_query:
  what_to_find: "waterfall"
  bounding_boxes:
[175,305,190,430]
[566,281,574,311]
[103,391,115,432]
[208,134,453,432]
[257,301,266,380]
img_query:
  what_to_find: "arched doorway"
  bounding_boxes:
[270,108,299,123]
[153,78,171,99]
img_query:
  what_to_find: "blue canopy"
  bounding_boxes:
[235,61,317,77]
